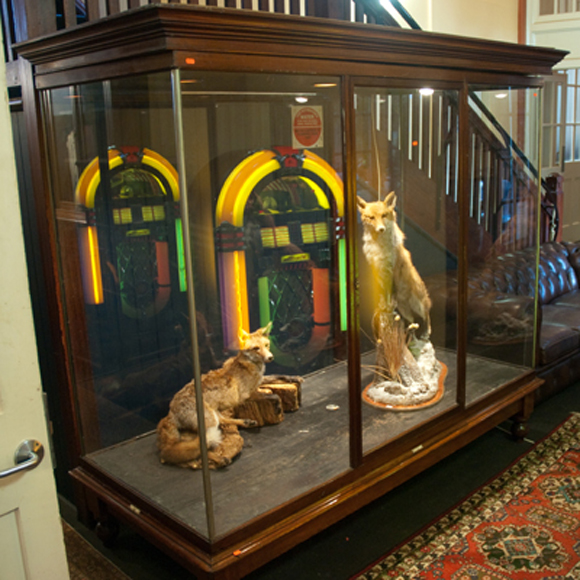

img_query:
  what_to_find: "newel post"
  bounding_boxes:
[544,173,564,242]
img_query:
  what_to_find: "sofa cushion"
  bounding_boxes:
[473,250,536,296]
[551,289,580,309]
[425,241,580,364]
[467,293,535,344]
[563,241,580,279]
[539,322,580,365]
[537,243,579,304]
[542,303,580,331]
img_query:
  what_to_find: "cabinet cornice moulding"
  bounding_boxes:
[15,4,567,80]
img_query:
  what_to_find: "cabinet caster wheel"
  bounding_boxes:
[511,420,528,441]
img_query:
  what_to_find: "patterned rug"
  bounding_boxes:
[353,413,580,580]
[62,520,130,580]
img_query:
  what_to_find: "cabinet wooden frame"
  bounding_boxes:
[15,5,566,579]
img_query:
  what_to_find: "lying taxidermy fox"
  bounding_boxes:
[157,323,274,468]
[357,191,431,338]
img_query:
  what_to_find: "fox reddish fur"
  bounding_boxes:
[157,323,274,468]
[357,191,431,337]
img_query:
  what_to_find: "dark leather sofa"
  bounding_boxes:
[426,241,580,402]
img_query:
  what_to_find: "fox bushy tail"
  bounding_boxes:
[157,416,222,465]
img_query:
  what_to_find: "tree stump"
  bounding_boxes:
[234,375,303,426]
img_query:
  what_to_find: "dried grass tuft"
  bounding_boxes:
[373,308,406,382]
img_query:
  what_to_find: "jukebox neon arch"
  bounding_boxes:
[76,146,186,318]
[216,148,346,366]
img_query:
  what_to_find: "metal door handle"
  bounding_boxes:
[0,439,44,479]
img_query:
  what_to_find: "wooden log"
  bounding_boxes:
[261,375,303,412]
[258,384,300,412]
[235,392,284,427]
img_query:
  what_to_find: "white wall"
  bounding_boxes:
[383,0,518,42]
[0,29,71,580]
[528,2,580,69]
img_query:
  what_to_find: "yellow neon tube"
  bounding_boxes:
[303,152,344,216]
[80,151,124,209]
[77,148,180,209]
[75,162,99,207]
[215,149,345,348]
[142,151,180,201]
[234,251,249,340]
[75,147,181,308]
[87,226,103,304]
[219,152,279,225]
[216,150,273,220]
[301,176,331,210]
[231,159,280,226]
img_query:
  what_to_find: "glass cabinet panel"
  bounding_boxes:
[177,71,349,536]
[465,86,541,405]
[42,70,351,539]
[354,86,459,453]
[43,72,181,452]
[39,66,542,542]
[22,4,561,575]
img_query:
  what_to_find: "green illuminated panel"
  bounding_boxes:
[339,238,347,331]
[175,218,187,292]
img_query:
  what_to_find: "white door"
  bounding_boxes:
[561,68,580,241]
[0,34,70,580]
[528,1,580,241]
[541,71,567,176]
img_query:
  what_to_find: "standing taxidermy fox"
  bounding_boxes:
[157,323,274,468]
[357,191,431,338]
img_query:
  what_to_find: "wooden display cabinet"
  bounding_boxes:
[16,6,565,579]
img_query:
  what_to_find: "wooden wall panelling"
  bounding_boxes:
[108,0,122,16]
[86,0,103,20]
[14,8,566,577]
[456,83,469,407]
[353,1,364,23]
[62,0,77,28]
[21,0,57,38]
[1,0,17,61]
[18,57,85,471]
[289,0,300,14]
[343,76,363,469]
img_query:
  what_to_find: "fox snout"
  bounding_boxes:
[263,349,274,363]
[368,217,387,234]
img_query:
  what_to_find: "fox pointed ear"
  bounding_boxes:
[357,196,367,210]
[384,191,397,208]
[261,321,273,336]
[239,328,250,345]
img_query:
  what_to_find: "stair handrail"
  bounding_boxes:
[469,92,540,184]
[378,0,421,29]
[365,1,559,241]
[468,91,559,240]
[354,0,421,28]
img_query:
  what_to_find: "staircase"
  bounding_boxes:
[1,0,559,248]
[355,2,559,253]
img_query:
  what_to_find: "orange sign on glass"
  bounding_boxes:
[292,105,324,148]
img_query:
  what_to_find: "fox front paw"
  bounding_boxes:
[214,456,232,468]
